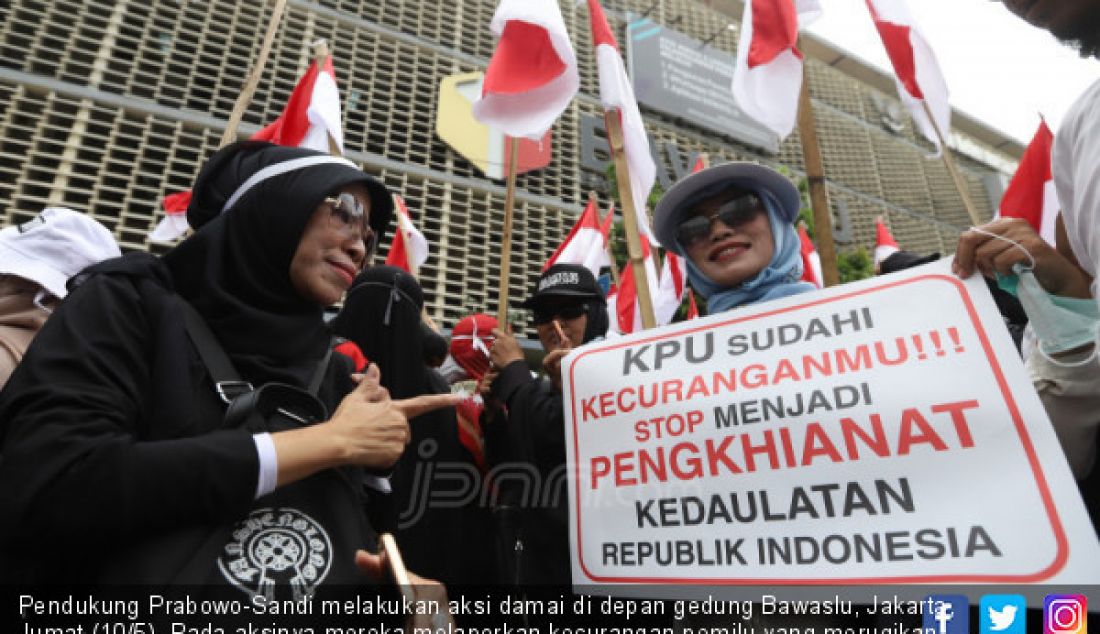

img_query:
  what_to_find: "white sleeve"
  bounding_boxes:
[252,432,279,499]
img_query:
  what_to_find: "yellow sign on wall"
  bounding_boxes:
[436,71,552,180]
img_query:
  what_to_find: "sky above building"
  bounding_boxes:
[805,0,1100,145]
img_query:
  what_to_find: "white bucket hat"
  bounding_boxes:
[0,207,121,299]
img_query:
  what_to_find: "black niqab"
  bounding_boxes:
[331,265,427,398]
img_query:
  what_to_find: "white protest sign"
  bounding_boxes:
[564,259,1100,588]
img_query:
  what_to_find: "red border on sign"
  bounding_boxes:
[566,274,1068,584]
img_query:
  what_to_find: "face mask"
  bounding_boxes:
[33,289,54,315]
[997,264,1100,359]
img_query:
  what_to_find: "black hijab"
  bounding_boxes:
[330,265,427,398]
[163,141,393,387]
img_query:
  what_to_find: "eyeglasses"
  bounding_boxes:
[324,192,377,254]
[532,303,587,325]
[675,194,763,249]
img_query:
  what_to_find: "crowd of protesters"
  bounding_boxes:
[0,0,1096,621]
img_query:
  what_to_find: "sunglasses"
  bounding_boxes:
[675,194,764,249]
[324,192,377,254]
[532,303,587,326]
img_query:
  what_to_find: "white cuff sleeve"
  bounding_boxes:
[252,432,278,499]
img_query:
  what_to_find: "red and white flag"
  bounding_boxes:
[731,0,821,140]
[797,223,823,288]
[690,155,707,174]
[686,289,700,320]
[654,250,688,326]
[149,190,192,243]
[874,216,901,267]
[544,199,612,279]
[152,55,345,242]
[608,236,659,334]
[587,0,657,242]
[385,195,430,273]
[865,0,950,154]
[998,120,1059,245]
[252,54,344,154]
[472,0,579,140]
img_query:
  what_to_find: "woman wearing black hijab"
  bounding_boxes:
[0,141,458,594]
[332,266,495,585]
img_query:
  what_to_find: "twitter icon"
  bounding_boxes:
[981,594,1027,634]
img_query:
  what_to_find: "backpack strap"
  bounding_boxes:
[308,345,333,397]
[179,300,253,404]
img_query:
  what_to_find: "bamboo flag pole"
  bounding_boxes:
[606,111,657,330]
[590,190,621,288]
[921,101,982,227]
[795,56,840,288]
[496,137,520,325]
[219,0,288,146]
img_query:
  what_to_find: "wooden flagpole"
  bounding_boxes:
[606,111,657,330]
[921,101,982,227]
[590,190,621,288]
[219,0,289,146]
[795,55,840,287]
[496,137,520,325]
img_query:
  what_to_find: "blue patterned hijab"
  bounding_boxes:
[684,188,816,314]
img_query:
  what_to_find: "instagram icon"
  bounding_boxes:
[1045,595,1088,634]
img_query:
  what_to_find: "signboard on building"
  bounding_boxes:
[625,16,780,154]
[436,71,552,180]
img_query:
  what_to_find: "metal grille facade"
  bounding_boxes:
[0,0,1020,330]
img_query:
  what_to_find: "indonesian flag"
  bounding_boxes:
[543,198,612,279]
[608,235,660,334]
[732,0,822,140]
[152,55,345,242]
[252,54,344,154]
[998,120,1059,245]
[691,155,707,174]
[385,195,430,273]
[149,190,192,243]
[587,0,657,242]
[654,251,688,326]
[874,216,901,267]
[798,223,823,288]
[686,289,700,320]
[865,0,950,154]
[472,0,579,140]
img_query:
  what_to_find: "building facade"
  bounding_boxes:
[0,0,1022,329]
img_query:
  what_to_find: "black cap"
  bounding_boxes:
[521,264,605,309]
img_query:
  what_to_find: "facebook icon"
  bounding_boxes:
[923,595,970,634]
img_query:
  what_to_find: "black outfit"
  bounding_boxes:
[483,362,572,586]
[483,265,610,587]
[0,142,389,591]
[332,266,494,585]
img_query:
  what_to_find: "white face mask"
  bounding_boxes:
[999,265,1100,360]
[972,226,1100,364]
[32,289,55,315]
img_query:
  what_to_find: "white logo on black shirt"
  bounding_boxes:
[218,507,333,602]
